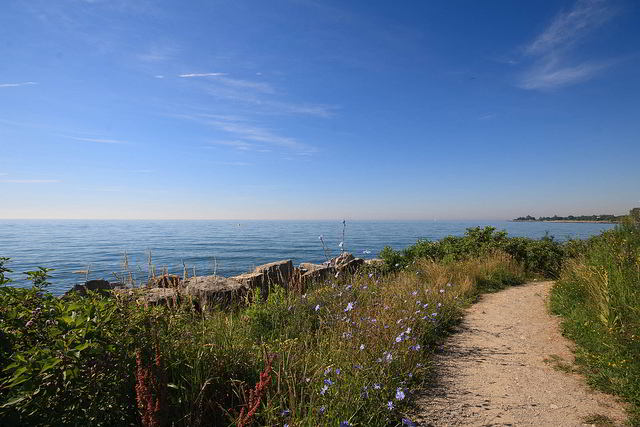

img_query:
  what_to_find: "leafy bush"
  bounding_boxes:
[380,226,567,278]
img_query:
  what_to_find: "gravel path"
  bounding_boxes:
[414,281,628,426]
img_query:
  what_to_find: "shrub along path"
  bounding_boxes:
[413,281,628,426]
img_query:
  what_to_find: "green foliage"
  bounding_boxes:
[0,251,527,426]
[379,226,566,278]
[551,218,640,424]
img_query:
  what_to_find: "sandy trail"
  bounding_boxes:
[414,281,628,426]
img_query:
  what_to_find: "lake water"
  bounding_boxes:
[0,220,615,295]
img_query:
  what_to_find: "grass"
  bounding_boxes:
[550,218,640,425]
[0,249,527,426]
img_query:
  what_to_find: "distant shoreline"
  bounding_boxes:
[511,220,617,224]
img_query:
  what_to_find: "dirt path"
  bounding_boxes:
[414,281,628,426]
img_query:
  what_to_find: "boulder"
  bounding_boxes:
[331,253,354,267]
[301,265,336,285]
[148,274,182,288]
[299,262,327,272]
[337,257,364,273]
[230,271,265,289]
[329,253,364,273]
[253,260,294,288]
[184,275,249,309]
[142,288,179,306]
[66,279,122,297]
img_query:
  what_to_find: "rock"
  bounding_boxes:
[253,259,294,288]
[364,258,384,266]
[230,271,265,289]
[331,253,354,267]
[338,257,364,273]
[184,275,249,309]
[65,279,122,297]
[299,262,327,272]
[112,287,179,307]
[301,265,336,285]
[142,288,179,306]
[148,274,182,288]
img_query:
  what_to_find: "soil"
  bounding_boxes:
[413,281,628,426]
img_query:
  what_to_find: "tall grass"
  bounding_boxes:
[1,251,526,426]
[551,218,640,424]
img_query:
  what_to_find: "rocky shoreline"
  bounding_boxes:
[65,253,383,308]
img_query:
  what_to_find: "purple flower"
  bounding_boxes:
[324,378,333,385]
[359,344,365,351]
[320,385,328,395]
[411,290,418,296]
[340,422,350,427]
[335,368,341,375]
[402,418,417,426]
[410,344,421,351]
[395,388,405,400]
[344,302,354,312]
[387,401,394,410]
[324,367,332,375]
[439,289,445,293]
[280,409,291,416]
[315,304,320,311]
[373,383,381,389]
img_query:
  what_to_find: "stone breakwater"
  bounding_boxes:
[64,253,383,309]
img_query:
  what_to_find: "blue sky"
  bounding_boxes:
[1,0,638,220]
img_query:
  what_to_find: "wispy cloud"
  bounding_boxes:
[518,0,617,90]
[69,136,127,144]
[0,179,60,183]
[0,82,38,88]
[208,140,258,151]
[179,72,226,78]
[179,113,316,153]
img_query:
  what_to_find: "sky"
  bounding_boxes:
[1,0,639,220]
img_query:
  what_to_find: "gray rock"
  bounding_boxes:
[148,274,182,288]
[254,259,294,288]
[301,265,336,285]
[66,279,122,297]
[337,257,365,273]
[185,275,249,309]
[230,271,265,289]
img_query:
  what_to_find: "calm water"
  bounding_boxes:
[0,220,615,295]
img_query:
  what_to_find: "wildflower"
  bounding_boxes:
[319,406,325,414]
[360,344,365,351]
[405,327,412,334]
[439,289,445,293]
[361,390,369,398]
[368,273,374,278]
[410,344,421,351]
[384,351,393,362]
[324,379,333,386]
[411,290,417,296]
[387,401,394,410]
[315,304,320,311]
[324,367,332,375]
[335,368,341,375]
[320,385,328,395]
[280,409,291,416]
[25,320,34,328]
[373,383,381,389]
[395,334,404,343]
[344,302,354,312]
[354,364,362,369]
[432,312,438,317]
[408,372,413,378]
[447,282,452,287]
[437,302,442,308]
[416,363,422,368]
[395,388,405,400]
[402,418,417,426]
[345,285,352,290]
[395,263,400,267]
[340,422,350,427]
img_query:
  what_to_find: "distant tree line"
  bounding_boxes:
[513,213,628,222]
